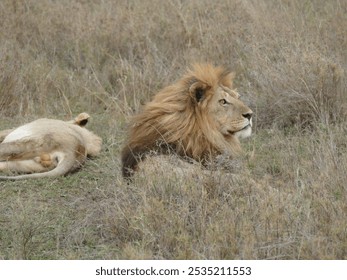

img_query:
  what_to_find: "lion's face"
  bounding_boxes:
[207,85,253,140]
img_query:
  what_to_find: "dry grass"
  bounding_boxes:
[0,0,346,259]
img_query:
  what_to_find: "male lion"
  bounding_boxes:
[0,113,102,180]
[122,63,253,178]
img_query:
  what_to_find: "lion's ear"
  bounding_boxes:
[221,71,235,88]
[189,81,209,103]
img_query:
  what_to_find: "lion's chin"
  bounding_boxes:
[235,125,252,139]
[227,125,252,139]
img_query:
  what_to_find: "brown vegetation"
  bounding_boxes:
[0,0,346,259]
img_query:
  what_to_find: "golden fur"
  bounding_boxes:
[122,64,253,177]
[0,113,102,180]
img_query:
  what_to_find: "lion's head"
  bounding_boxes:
[122,63,253,177]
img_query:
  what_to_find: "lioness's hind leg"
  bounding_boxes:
[0,159,52,174]
[0,136,57,161]
[0,153,57,175]
[0,141,37,161]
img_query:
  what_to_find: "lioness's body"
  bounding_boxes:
[122,64,253,178]
[0,113,102,179]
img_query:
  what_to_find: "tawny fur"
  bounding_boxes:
[0,113,102,180]
[122,64,253,178]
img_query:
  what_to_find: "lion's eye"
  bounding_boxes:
[219,99,228,106]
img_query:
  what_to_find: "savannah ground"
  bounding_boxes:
[0,0,346,259]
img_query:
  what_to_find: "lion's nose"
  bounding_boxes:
[242,112,253,120]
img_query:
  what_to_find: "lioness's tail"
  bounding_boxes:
[0,154,76,180]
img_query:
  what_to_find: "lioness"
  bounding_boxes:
[0,113,102,180]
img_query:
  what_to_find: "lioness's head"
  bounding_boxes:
[122,63,253,177]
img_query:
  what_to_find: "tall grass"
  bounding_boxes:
[0,0,346,259]
[1,0,345,124]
